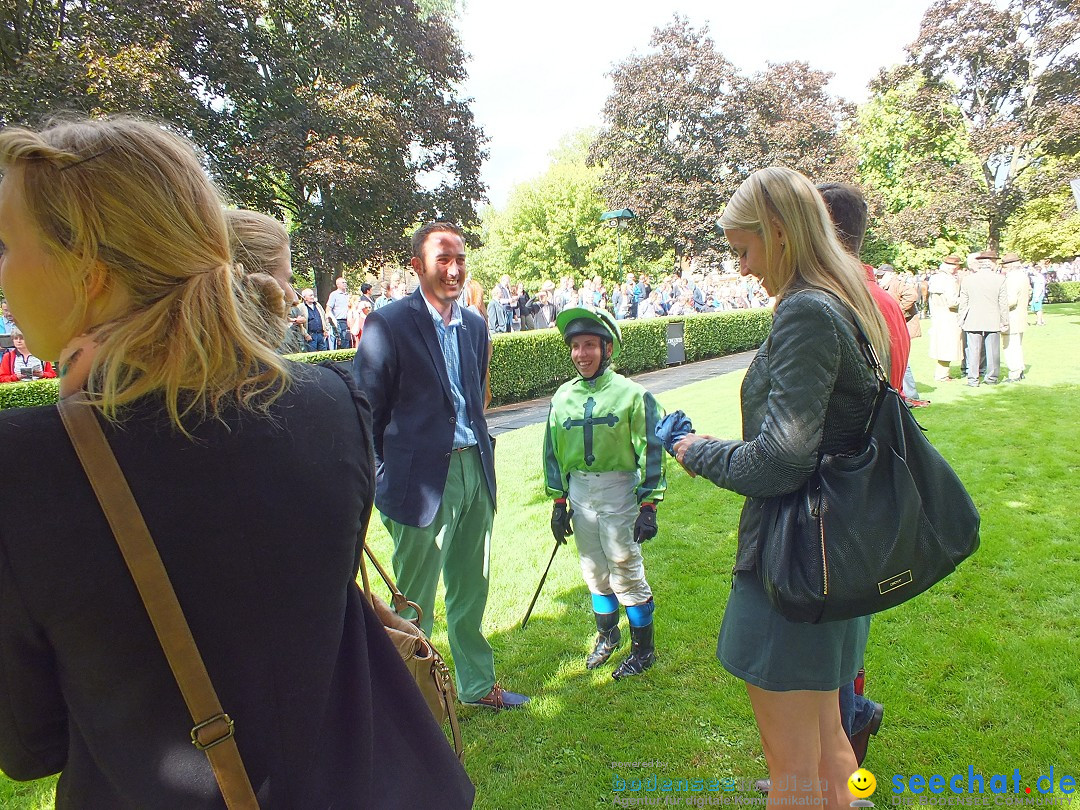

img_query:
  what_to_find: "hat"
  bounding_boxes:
[555,306,622,361]
[975,249,999,260]
[873,266,886,277]
[943,255,963,266]
[541,280,556,292]
[1000,253,1022,265]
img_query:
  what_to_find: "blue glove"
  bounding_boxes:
[655,410,694,457]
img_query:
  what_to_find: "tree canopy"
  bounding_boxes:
[906,0,1080,249]
[469,130,672,291]
[0,0,487,295]
[855,68,986,269]
[590,16,857,267]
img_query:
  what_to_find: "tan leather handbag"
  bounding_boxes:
[360,545,464,761]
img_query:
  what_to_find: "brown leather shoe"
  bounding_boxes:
[849,701,884,765]
[462,683,530,710]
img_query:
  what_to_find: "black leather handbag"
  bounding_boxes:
[756,332,981,623]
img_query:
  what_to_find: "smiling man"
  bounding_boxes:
[354,221,529,711]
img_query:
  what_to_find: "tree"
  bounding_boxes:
[1002,156,1080,260]
[225,1,487,297]
[0,0,487,296]
[470,130,672,291]
[590,17,740,267]
[591,17,857,267]
[908,0,1080,249]
[855,68,986,270]
[733,61,857,185]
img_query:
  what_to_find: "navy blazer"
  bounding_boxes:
[354,288,496,528]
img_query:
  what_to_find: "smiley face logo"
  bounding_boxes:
[849,769,877,799]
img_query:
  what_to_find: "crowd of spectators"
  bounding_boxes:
[0,255,1075,376]
[486,269,772,333]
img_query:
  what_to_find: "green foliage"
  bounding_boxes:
[907,0,1080,247]
[0,0,486,298]
[0,379,60,411]
[592,16,857,266]
[613,318,668,376]
[1045,282,1080,304]
[1002,185,1080,262]
[683,310,772,362]
[469,130,672,292]
[488,329,576,404]
[282,349,356,365]
[855,70,985,270]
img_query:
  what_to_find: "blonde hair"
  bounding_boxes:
[465,278,484,311]
[0,116,290,429]
[226,209,291,348]
[719,167,891,368]
[226,209,290,277]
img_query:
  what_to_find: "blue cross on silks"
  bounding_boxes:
[562,396,619,465]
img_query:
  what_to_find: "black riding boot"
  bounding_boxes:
[585,610,621,670]
[612,622,655,679]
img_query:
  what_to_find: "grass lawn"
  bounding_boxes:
[3,305,1078,808]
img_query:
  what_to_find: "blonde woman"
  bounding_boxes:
[346,293,364,343]
[674,167,890,810]
[0,117,473,807]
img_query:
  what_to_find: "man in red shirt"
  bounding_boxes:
[816,184,912,395]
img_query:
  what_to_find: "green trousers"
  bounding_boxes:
[381,446,496,703]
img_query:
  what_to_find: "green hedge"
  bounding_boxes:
[282,348,355,364]
[1045,282,1080,303]
[684,309,772,362]
[0,310,772,412]
[488,309,771,406]
[0,378,61,411]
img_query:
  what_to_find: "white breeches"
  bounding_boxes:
[568,470,652,605]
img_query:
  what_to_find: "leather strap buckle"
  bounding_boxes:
[191,713,236,751]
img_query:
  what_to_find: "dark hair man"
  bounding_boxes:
[354,221,529,711]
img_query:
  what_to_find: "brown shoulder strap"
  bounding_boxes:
[58,395,259,810]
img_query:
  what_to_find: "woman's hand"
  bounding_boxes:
[672,433,718,477]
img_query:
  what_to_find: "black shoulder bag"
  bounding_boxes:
[756,323,981,623]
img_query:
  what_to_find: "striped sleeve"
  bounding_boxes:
[634,390,667,504]
[543,402,568,498]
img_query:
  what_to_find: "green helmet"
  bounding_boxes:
[555,306,622,361]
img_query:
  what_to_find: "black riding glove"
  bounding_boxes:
[633,504,658,544]
[551,499,574,544]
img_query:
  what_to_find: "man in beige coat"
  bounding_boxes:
[1001,253,1031,382]
[927,255,964,380]
[958,250,1008,386]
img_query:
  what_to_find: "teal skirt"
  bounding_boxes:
[717,571,869,691]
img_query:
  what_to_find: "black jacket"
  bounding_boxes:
[0,363,473,808]
[683,287,879,571]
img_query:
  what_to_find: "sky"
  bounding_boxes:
[456,0,935,209]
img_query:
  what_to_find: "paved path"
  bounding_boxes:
[486,350,756,436]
